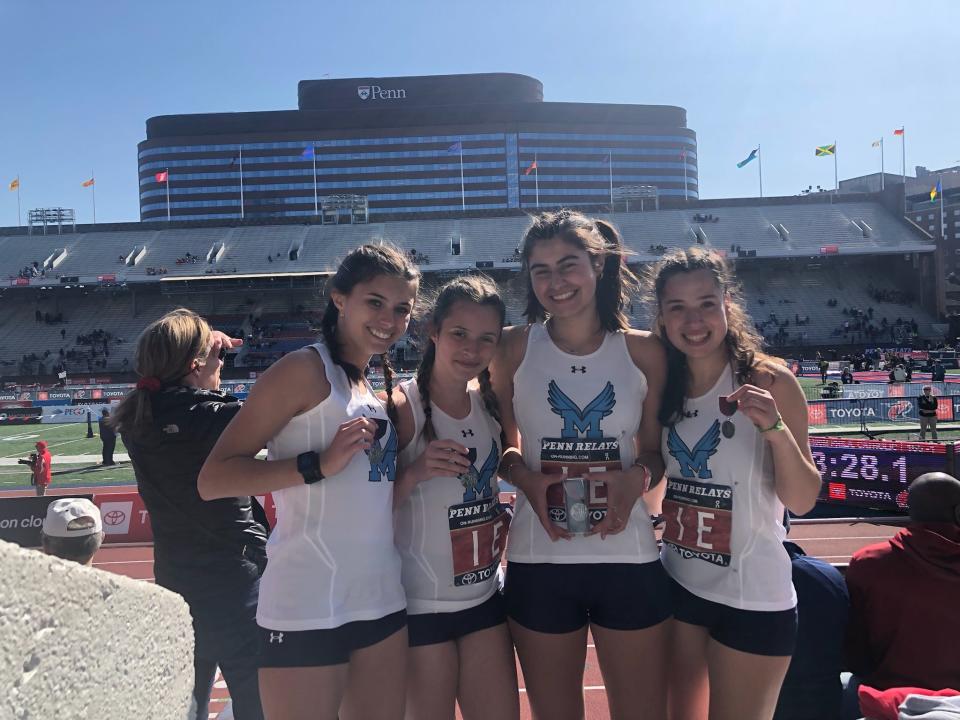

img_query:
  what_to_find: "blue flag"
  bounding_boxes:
[447,141,462,153]
[301,147,315,159]
[737,148,759,168]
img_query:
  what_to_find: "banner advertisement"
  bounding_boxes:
[0,407,42,425]
[822,382,957,400]
[807,395,959,426]
[40,404,113,423]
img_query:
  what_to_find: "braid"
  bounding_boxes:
[381,353,399,427]
[320,301,361,383]
[478,368,506,451]
[416,343,437,442]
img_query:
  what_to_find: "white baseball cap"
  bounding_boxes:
[42,498,102,538]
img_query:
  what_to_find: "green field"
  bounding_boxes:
[0,423,136,491]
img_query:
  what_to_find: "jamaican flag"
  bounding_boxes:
[815,144,836,157]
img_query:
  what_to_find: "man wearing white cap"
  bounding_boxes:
[41,498,104,566]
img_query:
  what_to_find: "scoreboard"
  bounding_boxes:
[810,437,950,512]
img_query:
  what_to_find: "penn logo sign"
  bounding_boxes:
[357,85,406,101]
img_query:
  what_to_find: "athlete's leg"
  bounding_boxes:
[405,640,458,720]
[510,620,588,720]
[340,625,409,720]
[456,623,520,720]
[258,665,348,720]
[666,620,711,720]
[705,640,790,720]
[592,620,669,720]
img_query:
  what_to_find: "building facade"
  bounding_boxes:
[138,73,697,221]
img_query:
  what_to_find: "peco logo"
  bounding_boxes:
[357,85,406,101]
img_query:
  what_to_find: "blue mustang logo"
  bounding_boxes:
[460,439,500,502]
[666,420,721,479]
[366,418,397,482]
[548,380,616,439]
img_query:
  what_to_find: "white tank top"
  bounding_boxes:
[256,342,406,631]
[509,323,659,564]
[660,368,796,611]
[395,378,509,614]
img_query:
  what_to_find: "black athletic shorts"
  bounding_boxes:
[504,560,672,633]
[407,592,507,647]
[670,578,797,657]
[257,610,407,667]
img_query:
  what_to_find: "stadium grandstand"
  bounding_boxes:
[0,191,943,383]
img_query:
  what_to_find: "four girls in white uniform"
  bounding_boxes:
[197,225,816,720]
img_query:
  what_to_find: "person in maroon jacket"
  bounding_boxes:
[845,472,960,692]
[19,441,52,496]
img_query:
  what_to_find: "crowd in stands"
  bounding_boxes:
[145,266,169,275]
[693,212,720,223]
[407,247,430,265]
[175,252,203,265]
[15,261,45,279]
[868,284,916,305]
[648,243,668,254]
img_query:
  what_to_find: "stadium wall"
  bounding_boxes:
[0,539,194,719]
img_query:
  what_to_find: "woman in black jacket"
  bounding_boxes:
[112,308,266,720]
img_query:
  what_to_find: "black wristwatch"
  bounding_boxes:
[297,451,324,485]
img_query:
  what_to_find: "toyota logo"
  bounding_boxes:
[461,572,477,585]
[103,509,127,526]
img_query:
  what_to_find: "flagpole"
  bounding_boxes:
[880,138,885,191]
[16,175,21,227]
[901,128,907,216]
[165,168,171,222]
[758,146,764,198]
[941,175,946,241]
[312,149,318,216]
[534,153,539,209]
[608,151,614,211]
[239,146,245,220]
[91,172,96,225]
[834,140,838,193]
[459,138,465,212]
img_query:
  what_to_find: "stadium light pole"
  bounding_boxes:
[757,145,764,198]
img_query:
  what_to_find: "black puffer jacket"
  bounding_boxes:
[122,386,267,574]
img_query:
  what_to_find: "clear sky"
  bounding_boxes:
[1,0,957,225]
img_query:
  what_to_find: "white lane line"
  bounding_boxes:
[797,535,895,541]
[519,686,606,693]
[93,559,154,566]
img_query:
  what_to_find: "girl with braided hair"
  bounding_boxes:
[199,243,419,720]
[387,275,519,720]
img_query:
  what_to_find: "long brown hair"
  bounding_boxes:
[520,209,638,332]
[319,243,419,427]
[111,308,212,434]
[647,247,772,426]
[415,275,506,448]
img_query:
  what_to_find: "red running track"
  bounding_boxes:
[88,520,902,720]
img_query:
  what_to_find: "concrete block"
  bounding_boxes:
[0,540,194,720]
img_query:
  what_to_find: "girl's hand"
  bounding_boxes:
[725,384,783,435]
[319,417,379,477]
[511,465,571,541]
[583,464,650,539]
[408,439,472,485]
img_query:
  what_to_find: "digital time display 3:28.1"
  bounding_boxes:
[810,440,948,512]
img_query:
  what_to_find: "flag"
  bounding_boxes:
[447,141,462,153]
[155,171,168,183]
[893,128,904,136]
[8,177,19,191]
[601,152,612,163]
[871,139,882,148]
[82,178,95,188]
[301,147,315,159]
[524,159,538,176]
[815,144,836,157]
[931,179,942,202]
[737,148,758,168]
[228,155,239,167]
[680,148,687,160]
